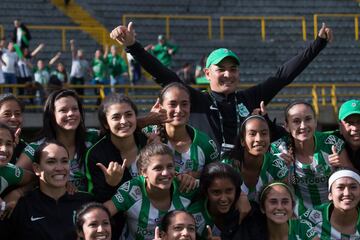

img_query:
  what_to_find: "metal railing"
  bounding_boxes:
[27,25,107,51]
[313,13,360,40]
[220,16,307,41]
[1,83,358,114]
[122,14,212,40]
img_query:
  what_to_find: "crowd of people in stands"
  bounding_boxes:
[0,19,359,240]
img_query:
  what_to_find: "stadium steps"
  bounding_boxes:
[50,0,117,47]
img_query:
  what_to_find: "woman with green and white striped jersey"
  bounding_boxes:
[143,82,219,192]
[300,169,360,239]
[271,101,353,216]
[259,182,319,240]
[222,115,289,202]
[104,143,198,240]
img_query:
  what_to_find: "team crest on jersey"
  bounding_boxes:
[120,181,130,192]
[307,210,322,224]
[129,186,141,201]
[114,192,124,203]
[325,135,344,152]
[237,103,250,117]
[273,158,288,178]
[24,145,35,156]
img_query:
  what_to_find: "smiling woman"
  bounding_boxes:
[0,93,27,164]
[16,89,100,192]
[76,202,112,240]
[222,115,288,203]
[103,143,198,240]
[299,169,360,239]
[271,101,353,216]
[5,140,92,240]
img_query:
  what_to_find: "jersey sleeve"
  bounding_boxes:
[22,142,38,162]
[0,164,24,188]
[111,179,138,212]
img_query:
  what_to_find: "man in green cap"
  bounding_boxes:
[336,99,360,168]
[110,22,332,153]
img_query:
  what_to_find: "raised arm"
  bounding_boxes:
[69,39,76,59]
[30,43,45,58]
[48,51,61,66]
[110,22,181,87]
[248,23,332,107]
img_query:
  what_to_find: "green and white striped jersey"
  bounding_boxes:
[187,199,221,240]
[23,128,99,191]
[240,152,289,202]
[301,203,360,239]
[271,131,345,216]
[143,125,219,174]
[0,163,23,194]
[288,219,318,240]
[111,175,197,240]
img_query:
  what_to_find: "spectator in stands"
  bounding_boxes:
[126,29,141,85]
[176,62,195,85]
[12,19,31,50]
[105,45,128,92]
[51,61,68,85]
[92,48,109,104]
[195,55,208,84]
[271,101,352,216]
[70,39,91,97]
[17,89,100,192]
[1,42,18,92]
[6,140,92,240]
[332,99,360,169]
[17,43,44,97]
[110,22,332,154]
[126,52,141,85]
[145,34,178,68]
[0,41,6,85]
[76,202,112,240]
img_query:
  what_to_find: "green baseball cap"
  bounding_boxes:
[338,99,360,120]
[205,48,240,68]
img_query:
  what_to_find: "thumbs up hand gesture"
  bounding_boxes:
[329,145,342,167]
[318,22,333,43]
[110,22,136,47]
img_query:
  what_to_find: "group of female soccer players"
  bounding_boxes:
[0,81,358,240]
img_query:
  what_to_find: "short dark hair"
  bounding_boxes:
[0,93,24,112]
[33,140,69,164]
[200,162,242,206]
[160,210,195,232]
[75,202,111,233]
